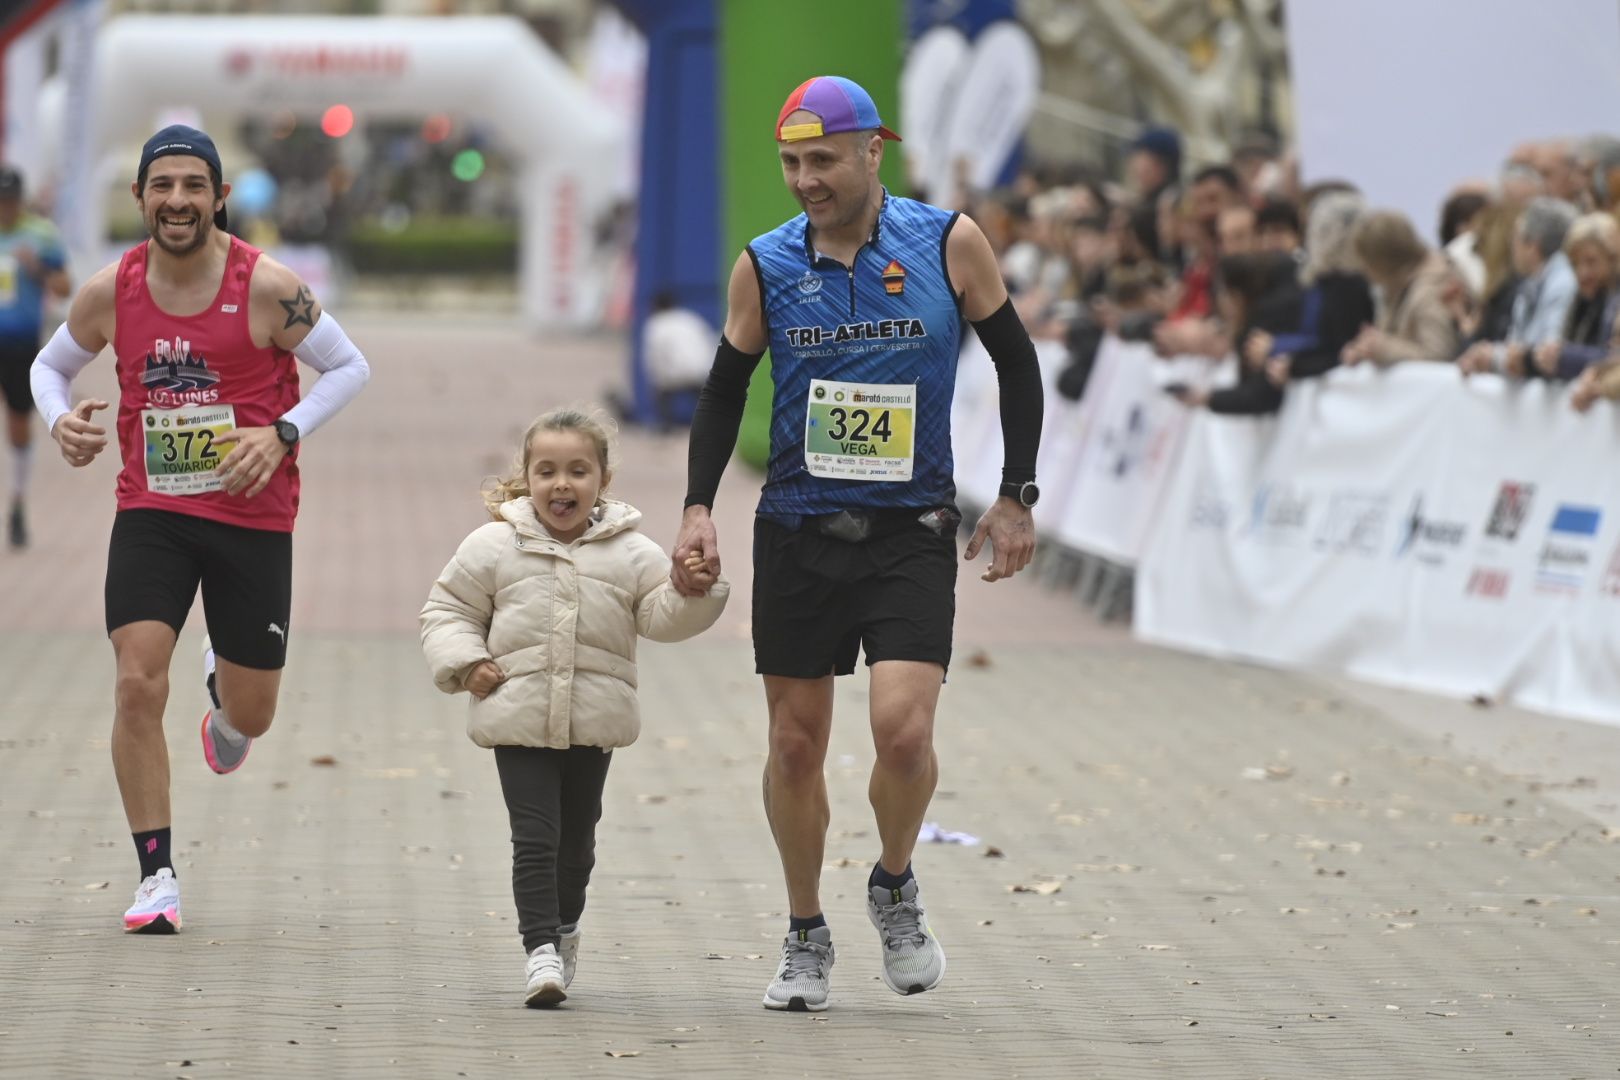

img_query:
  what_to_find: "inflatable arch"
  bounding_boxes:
[86,15,626,327]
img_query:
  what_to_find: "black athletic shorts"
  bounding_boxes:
[105,508,293,669]
[0,335,38,415]
[752,507,958,678]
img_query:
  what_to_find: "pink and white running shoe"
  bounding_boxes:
[124,868,181,934]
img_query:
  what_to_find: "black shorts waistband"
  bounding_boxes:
[760,505,960,543]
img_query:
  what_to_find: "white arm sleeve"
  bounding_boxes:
[282,312,371,438]
[30,323,100,434]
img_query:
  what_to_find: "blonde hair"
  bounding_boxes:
[1300,190,1366,284]
[482,405,617,519]
[1564,211,1620,267]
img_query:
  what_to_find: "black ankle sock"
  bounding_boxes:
[788,913,826,936]
[132,827,173,880]
[869,861,913,891]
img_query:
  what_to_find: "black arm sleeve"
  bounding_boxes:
[1207,371,1284,415]
[970,298,1043,484]
[684,335,765,509]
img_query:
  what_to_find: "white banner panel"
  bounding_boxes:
[1050,339,1209,566]
[950,336,1070,513]
[1137,362,1620,726]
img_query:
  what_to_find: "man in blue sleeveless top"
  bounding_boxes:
[673,76,1043,1012]
[0,167,70,548]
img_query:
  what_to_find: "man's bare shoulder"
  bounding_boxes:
[78,262,121,308]
[249,252,323,342]
[247,252,306,302]
[68,262,121,323]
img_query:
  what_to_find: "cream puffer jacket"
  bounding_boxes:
[420,497,728,750]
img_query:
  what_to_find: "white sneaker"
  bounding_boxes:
[867,879,946,995]
[558,923,581,988]
[124,868,181,934]
[762,926,835,1011]
[525,943,567,1007]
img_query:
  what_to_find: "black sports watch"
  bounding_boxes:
[273,419,300,451]
[999,480,1040,508]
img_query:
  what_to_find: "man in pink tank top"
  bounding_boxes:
[28,126,371,934]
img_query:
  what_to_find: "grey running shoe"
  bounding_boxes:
[199,638,251,774]
[525,943,566,1007]
[559,923,580,987]
[867,879,946,995]
[762,925,835,1012]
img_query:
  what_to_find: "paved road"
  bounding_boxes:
[2,317,1617,1079]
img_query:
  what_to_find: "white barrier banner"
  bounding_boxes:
[1051,339,1211,566]
[950,336,1071,514]
[1136,362,1620,726]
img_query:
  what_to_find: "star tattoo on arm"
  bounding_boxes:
[279,285,316,330]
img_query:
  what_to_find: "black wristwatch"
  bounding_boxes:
[999,480,1040,508]
[273,419,300,450]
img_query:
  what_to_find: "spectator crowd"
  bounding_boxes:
[950,129,1620,415]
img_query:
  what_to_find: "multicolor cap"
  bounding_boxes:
[775,76,901,143]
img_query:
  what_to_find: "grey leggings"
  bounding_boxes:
[493,745,612,952]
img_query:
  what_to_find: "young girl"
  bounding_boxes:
[420,406,727,1008]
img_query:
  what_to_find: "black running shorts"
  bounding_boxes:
[751,510,957,678]
[0,336,38,415]
[105,508,293,669]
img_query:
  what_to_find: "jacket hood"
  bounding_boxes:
[497,496,643,544]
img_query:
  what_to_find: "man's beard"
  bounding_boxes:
[147,211,212,256]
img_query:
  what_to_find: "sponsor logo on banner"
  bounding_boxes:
[1099,405,1149,480]
[1395,495,1467,565]
[1536,503,1603,592]
[1313,492,1390,555]
[1466,568,1511,599]
[1246,484,1312,545]
[1188,471,1234,531]
[1484,481,1536,541]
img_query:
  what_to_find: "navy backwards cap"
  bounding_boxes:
[138,125,227,229]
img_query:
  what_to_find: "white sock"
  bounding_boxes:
[11,442,31,501]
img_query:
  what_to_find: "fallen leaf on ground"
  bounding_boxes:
[309,756,338,767]
[984,846,1005,858]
